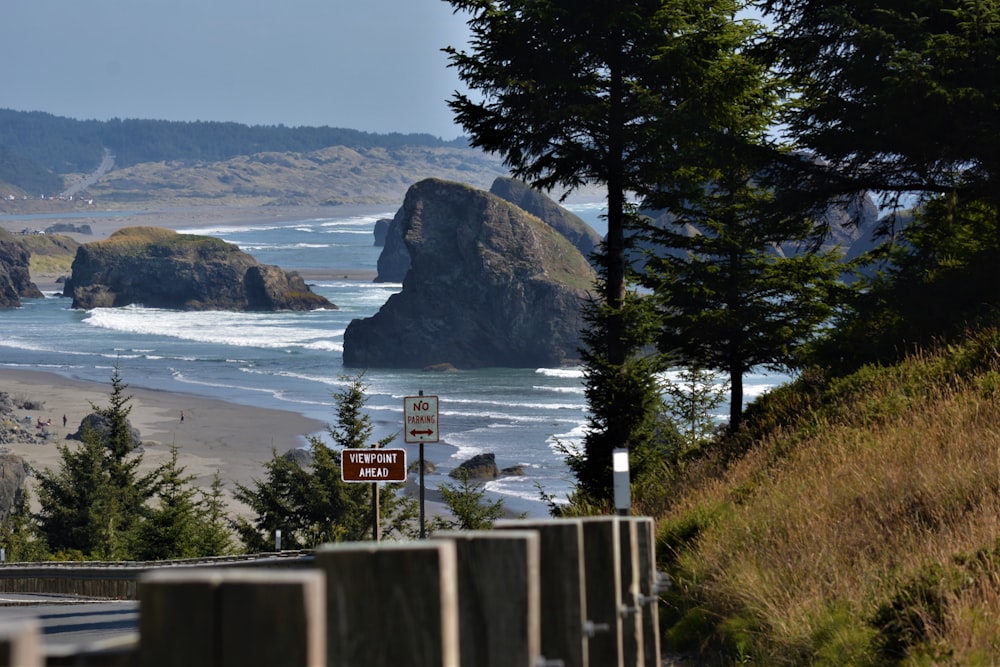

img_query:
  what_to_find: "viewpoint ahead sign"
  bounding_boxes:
[404,395,440,443]
[341,448,407,483]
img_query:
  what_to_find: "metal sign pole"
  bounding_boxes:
[372,480,380,542]
[419,441,426,539]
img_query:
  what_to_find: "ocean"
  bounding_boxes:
[0,204,788,517]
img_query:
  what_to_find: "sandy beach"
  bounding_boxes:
[1,367,328,517]
[0,202,456,528]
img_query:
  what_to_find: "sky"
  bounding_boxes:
[2,0,473,139]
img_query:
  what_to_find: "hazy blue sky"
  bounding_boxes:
[3,0,472,139]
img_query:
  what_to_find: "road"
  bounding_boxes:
[0,594,137,656]
[60,148,116,198]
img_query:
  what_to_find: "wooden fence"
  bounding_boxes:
[0,516,665,667]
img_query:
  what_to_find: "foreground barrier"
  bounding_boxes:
[138,569,325,667]
[0,620,42,667]
[0,517,663,667]
[496,519,589,666]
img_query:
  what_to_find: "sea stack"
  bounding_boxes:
[343,178,595,369]
[63,226,335,311]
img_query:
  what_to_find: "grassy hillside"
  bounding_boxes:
[657,329,1000,664]
[17,234,79,277]
[76,145,506,208]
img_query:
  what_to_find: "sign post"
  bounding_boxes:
[404,394,439,443]
[404,392,440,538]
[342,447,407,542]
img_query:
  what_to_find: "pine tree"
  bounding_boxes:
[195,472,235,556]
[132,448,235,560]
[635,4,845,432]
[35,364,160,559]
[429,470,507,532]
[233,373,416,550]
[762,0,1000,245]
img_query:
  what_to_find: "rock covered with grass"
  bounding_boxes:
[345,178,595,368]
[63,226,335,311]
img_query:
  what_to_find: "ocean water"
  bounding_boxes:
[0,205,788,517]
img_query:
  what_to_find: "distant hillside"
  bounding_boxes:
[0,108,469,173]
[0,108,511,209]
[0,144,63,195]
[83,144,508,208]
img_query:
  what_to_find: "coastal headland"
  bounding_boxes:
[0,203,440,522]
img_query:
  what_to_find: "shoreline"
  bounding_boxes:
[1,368,326,516]
[0,367,454,526]
[0,202,470,527]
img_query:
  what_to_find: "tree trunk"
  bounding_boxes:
[729,362,743,432]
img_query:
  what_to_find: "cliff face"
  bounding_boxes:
[488,177,603,261]
[0,231,43,307]
[63,227,335,311]
[374,176,602,283]
[344,179,596,369]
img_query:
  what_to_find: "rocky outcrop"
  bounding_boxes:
[489,177,603,261]
[70,412,143,449]
[374,216,410,283]
[0,230,43,307]
[450,453,500,481]
[345,179,596,369]
[373,218,392,247]
[63,226,335,311]
[0,452,30,522]
[44,222,93,235]
[634,191,881,269]
[374,177,603,283]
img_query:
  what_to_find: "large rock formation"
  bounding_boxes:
[0,230,43,307]
[489,177,603,261]
[63,227,335,311]
[344,179,596,369]
[374,176,603,283]
[374,217,411,283]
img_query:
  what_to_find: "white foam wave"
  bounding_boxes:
[83,306,341,351]
[440,397,586,411]
[532,385,584,395]
[535,367,584,378]
[238,242,333,251]
[0,338,90,355]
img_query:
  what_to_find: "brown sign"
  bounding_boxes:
[341,448,407,483]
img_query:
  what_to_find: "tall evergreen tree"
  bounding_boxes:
[760,0,1000,245]
[444,0,748,501]
[636,6,845,432]
[35,365,160,559]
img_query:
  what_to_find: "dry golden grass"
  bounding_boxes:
[659,336,1000,663]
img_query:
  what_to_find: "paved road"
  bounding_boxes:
[0,594,137,655]
[60,148,116,198]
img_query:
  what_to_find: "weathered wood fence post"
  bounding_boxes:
[434,530,540,667]
[495,518,589,667]
[314,541,459,667]
[618,518,644,666]
[138,569,326,667]
[634,516,661,665]
[580,516,624,667]
[0,620,42,667]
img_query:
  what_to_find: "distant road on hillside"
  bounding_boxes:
[60,148,115,198]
